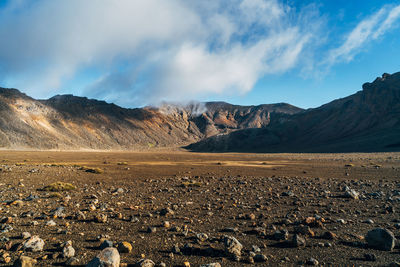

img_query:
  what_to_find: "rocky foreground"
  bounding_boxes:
[0,151,399,266]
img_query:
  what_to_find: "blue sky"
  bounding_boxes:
[0,0,399,108]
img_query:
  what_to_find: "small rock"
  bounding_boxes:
[344,189,359,199]
[273,229,289,240]
[21,232,31,239]
[117,242,132,253]
[254,254,268,262]
[65,257,80,266]
[86,247,120,267]
[63,245,75,258]
[290,234,306,247]
[322,231,337,240]
[52,207,66,218]
[46,220,56,226]
[306,257,319,265]
[23,236,45,252]
[365,228,396,251]
[13,256,37,267]
[99,240,113,250]
[94,214,107,223]
[160,207,174,216]
[223,235,243,259]
[200,263,221,267]
[196,233,208,242]
[136,259,155,267]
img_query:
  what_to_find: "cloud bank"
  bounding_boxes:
[0,1,399,106]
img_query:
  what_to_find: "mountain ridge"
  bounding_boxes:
[187,72,400,152]
[0,88,299,150]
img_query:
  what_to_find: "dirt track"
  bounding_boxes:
[0,151,400,266]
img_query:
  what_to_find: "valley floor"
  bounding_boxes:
[0,151,400,266]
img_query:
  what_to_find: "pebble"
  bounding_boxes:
[13,256,37,267]
[94,214,107,223]
[21,232,31,239]
[63,245,76,258]
[136,259,155,267]
[223,235,243,259]
[23,236,45,252]
[290,234,306,247]
[306,257,319,265]
[117,241,132,253]
[344,189,359,199]
[86,247,120,267]
[65,256,80,266]
[200,264,221,267]
[99,240,113,250]
[46,220,56,226]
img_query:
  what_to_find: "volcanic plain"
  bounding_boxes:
[0,150,400,266]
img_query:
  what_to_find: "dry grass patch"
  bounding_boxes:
[40,182,76,192]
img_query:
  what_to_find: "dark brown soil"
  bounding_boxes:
[0,151,400,266]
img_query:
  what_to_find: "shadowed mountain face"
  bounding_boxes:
[187,72,400,152]
[0,89,300,150]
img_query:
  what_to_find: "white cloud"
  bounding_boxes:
[327,4,400,65]
[0,0,317,105]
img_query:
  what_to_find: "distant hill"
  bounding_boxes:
[187,72,400,152]
[0,89,299,150]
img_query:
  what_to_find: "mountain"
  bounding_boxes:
[0,89,300,150]
[187,72,400,152]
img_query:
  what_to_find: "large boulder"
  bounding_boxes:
[365,228,396,251]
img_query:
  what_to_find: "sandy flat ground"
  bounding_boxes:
[0,151,400,266]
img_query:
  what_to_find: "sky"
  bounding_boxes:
[0,0,399,109]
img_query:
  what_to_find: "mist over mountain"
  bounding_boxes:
[0,72,399,152]
[0,89,299,150]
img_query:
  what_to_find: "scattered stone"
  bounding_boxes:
[294,226,315,237]
[254,254,268,262]
[63,245,75,258]
[136,259,155,267]
[23,236,45,252]
[46,220,56,226]
[160,207,174,216]
[273,229,289,240]
[75,211,86,221]
[87,247,120,267]
[364,219,374,224]
[65,257,80,266]
[13,256,37,267]
[290,234,306,247]
[200,263,221,267]
[94,214,107,223]
[52,207,66,218]
[322,231,337,240]
[196,233,208,242]
[306,258,319,265]
[223,235,243,259]
[365,228,396,251]
[147,227,156,233]
[344,189,359,199]
[99,240,113,250]
[117,242,132,253]
[21,232,31,239]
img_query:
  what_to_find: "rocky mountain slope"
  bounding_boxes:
[0,89,300,150]
[188,72,400,152]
